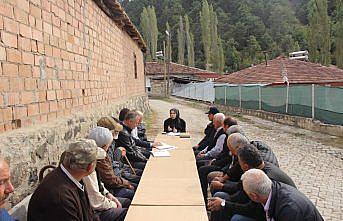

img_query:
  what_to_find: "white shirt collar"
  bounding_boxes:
[263,191,273,220]
[61,164,84,191]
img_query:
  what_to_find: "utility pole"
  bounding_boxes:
[163,41,167,97]
[166,30,171,97]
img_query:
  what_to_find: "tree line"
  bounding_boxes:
[121,0,343,72]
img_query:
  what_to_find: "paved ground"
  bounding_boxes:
[146,97,343,221]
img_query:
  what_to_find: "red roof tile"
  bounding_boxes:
[146,62,221,79]
[215,57,343,85]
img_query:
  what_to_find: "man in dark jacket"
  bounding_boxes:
[209,144,296,221]
[28,139,105,221]
[193,106,220,153]
[241,169,324,221]
[116,111,150,170]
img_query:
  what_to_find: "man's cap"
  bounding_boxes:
[66,139,106,165]
[88,126,113,148]
[206,107,220,115]
[97,116,123,131]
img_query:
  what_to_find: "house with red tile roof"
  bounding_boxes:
[145,61,221,96]
[215,57,343,86]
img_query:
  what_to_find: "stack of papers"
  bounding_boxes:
[166,132,180,136]
[155,142,177,151]
[150,150,171,157]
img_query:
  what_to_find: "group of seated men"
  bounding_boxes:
[194,106,324,221]
[0,109,160,221]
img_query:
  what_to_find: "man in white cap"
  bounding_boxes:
[85,127,130,221]
[28,139,106,221]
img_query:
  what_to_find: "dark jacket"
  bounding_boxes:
[206,127,226,152]
[163,118,186,132]
[96,155,131,190]
[197,122,216,151]
[28,166,98,221]
[137,123,147,141]
[252,141,279,167]
[268,181,324,221]
[222,163,297,220]
[212,136,232,168]
[116,124,147,162]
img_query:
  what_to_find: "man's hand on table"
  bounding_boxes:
[152,141,162,148]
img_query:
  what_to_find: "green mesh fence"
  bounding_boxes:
[241,86,260,109]
[288,86,312,118]
[215,86,225,105]
[226,86,240,107]
[214,84,343,126]
[314,86,343,125]
[261,86,287,114]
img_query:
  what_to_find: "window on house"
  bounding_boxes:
[134,53,137,79]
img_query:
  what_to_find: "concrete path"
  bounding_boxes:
[147,97,343,221]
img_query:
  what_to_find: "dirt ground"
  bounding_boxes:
[144,97,343,221]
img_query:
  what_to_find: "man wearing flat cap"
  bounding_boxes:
[193,106,220,154]
[28,139,106,221]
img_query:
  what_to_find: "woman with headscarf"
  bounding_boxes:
[163,108,186,133]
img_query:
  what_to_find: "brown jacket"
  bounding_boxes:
[28,166,98,221]
[96,155,131,189]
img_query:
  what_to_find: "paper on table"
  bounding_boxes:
[166,132,180,136]
[150,150,171,157]
[155,142,177,151]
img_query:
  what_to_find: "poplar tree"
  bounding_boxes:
[177,16,185,64]
[140,6,158,61]
[200,0,211,69]
[166,22,172,62]
[148,6,158,61]
[140,7,151,60]
[185,15,195,66]
[335,0,343,68]
[218,37,225,73]
[308,0,331,66]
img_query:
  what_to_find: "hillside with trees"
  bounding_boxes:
[120,0,343,73]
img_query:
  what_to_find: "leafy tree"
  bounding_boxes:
[177,16,185,64]
[225,38,241,72]
[140,6,158,61]
[308,0,331,65]
[334,0,343,68]
[185,15,195,66]
[246,36,262,64]
[200,0,211,69]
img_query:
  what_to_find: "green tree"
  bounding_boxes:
[140,7,151,60]
[334,0,343,68]
[185,15,195,66]
[308,0,331,65]
[200,0,211,69]
[225,39,241,72]
[166,22,172,62]
[218,37,225,73]
[140,6,158,61]
[177,16,185,64]
[246,36,262,64]
[148,6,158,61]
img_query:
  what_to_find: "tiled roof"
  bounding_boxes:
[93,0,146,51]
[215,57,343,85]
[146,62,221,79]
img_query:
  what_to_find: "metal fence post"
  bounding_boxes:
[239,85,242,108]
[285,82,289,113]
[259,86,262,110]
[312,84,315,119]
[224,86,227,105]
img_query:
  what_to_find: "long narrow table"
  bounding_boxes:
[124,134,207,220]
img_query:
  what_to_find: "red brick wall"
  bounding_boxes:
[0,0,145,132]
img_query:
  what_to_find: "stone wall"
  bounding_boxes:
[0,0,148,207]
[1,95,149,207]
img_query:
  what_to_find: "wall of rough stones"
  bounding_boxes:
[0,0,148,206]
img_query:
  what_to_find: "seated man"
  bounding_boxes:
[196,113,226,162]
[241,169,324,221]
[131,110,147,141]
[0,158,16,221]
[28,139,103,221]
[116,111,150,170]
[97,117,142,184]
[89,127,135,200]
[193,106,220,152]
[208,144,296,221]
[85,127,131,221]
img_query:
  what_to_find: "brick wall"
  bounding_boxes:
[0,0,148,207]
[0,0,145,132]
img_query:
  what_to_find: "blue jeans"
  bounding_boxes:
[231,214,255,221]
[110,187,135,200]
